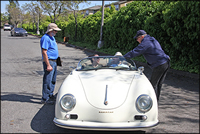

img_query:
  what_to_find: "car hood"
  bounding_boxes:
[78,70,135,109]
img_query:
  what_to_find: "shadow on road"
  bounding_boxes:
[1,92,41,104]
[7,34,40,40]
[0,76,146,133]
[29,94,145,133]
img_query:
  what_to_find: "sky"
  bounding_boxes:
[1,1,118,14]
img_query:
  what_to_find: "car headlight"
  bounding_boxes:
[60,94,76,112]
[136,94,152,113]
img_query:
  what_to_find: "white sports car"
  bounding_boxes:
[53,56,158,131]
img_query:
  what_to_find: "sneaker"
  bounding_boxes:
[49,95,56,101]
[41,99,55,105]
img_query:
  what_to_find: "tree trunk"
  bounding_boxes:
[74,10,77,42]
[33,23,34,32]
[54,13,56,23]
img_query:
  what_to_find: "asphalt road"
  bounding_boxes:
[1,29,199,133]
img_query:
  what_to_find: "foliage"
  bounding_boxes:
[6,2,21,27]
[56,21,69,38]
[41,21,51,34]
[104,1,170,53]
[1,13,9,26]
[81,1,199,74]
[161,1,199,73]
[39,1,71,23]
[21,2,41,33]
[21,1,199,74]
[67,4,119,47]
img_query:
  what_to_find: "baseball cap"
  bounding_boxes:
[114,52,123,56]
[134,30,146,39]
[45,23,61,33]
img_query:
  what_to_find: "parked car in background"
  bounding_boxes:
[54,55,158,131]
[3,24,12,31]
[10,28,28,36]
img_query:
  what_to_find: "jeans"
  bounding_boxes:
[42,60,57,101]
[150,60,170,101]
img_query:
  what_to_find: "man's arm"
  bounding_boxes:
[42,48,53,72]
[124,43,147,58]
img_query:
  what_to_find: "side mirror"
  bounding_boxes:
[138,66,144,75]
[69,66,75,75]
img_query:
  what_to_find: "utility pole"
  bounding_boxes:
[20,14,21,27]
[37,8,40,35]
[98,0,104,48]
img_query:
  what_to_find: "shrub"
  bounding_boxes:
[161,1,199,73]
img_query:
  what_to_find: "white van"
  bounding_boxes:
[3,24,12,31]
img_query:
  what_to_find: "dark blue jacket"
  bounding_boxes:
[124,35,170,69]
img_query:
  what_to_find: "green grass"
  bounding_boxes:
[28,32,43,37]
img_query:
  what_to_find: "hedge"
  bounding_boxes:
[161,1,199,73]
[23,1,199,74]
[79,1,199,74]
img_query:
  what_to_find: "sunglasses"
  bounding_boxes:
[136,36,141,40]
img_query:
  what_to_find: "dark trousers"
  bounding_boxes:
[150,60,170,101]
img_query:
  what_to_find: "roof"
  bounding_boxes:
[105,1,128,6]
[81,5,102,11]
[80,1,131,11]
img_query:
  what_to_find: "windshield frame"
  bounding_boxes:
[4,25,10,27]
[76,56,137,71]
[15,28,24,31]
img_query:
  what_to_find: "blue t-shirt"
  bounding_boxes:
[124,35,170,69]
[40,34,58,60]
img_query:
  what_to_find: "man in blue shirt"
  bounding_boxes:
[40,23,61,104]
[124,30,170,101]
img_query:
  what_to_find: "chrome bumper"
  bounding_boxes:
[53,118,159,131]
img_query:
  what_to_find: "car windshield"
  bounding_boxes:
[76,56,137,71]
[4,25,10,27]
[15,28,24,31]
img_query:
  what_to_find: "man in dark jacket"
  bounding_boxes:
[124,30,170,101]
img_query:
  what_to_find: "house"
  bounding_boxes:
[80,5,102,17]
[105,1,133,11]
[80,1,133,17]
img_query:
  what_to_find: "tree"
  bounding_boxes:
[9,0,19,7]
[1,13,9,26]
[22,2,42,33]
[69,1,90,41]
[6,2,21,27]
[38,1,72,23]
